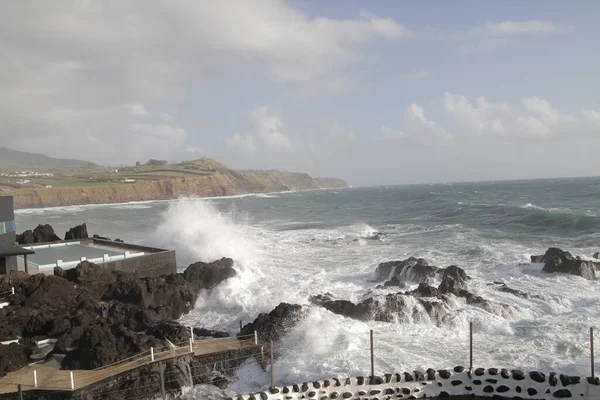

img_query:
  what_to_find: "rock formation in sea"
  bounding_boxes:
[311,260,516,324]
[64,223,89,240]
[16,223,61,244]
[239,303,307,343]
[0,257,237,375]
[531,247,599,280]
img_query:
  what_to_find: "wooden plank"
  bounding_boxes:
[0,337,257,394]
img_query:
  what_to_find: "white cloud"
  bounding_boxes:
[483,20,559,36]
[406,104,451,138]
[443,93,599,138]
[225,133,256,154]
[251,106,293,150]
[124,103,149,117]
[454,20,564,56]
[0,1,410,164]
[381,125,406,139]
[383,93,600,143]
[327,119,356,141]
[159,113,175,122]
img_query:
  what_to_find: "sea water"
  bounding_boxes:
[15,177,600,397]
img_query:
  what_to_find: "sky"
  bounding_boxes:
[1,1,599,185]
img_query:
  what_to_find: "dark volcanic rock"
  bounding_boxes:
[407,283,438,298]
[0,258,238,371]
[438,265,470,295]
[0,343,30,377]
[32,224,61,243]
[93,234,113,241]
[593,252,599,259]
[16,229,35,244]
[193,327,229,339]
[310,294,372,321]
[62,320,165,369]
[533,247,597,280]
[240,303,307,342]
[376,257,438,286]
[493,282,530,298]
[64,223,89,240]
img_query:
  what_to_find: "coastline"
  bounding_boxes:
[13,187,348,212]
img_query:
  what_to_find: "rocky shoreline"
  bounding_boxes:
[1,220,598,398]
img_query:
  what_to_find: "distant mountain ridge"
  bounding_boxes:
[0,146,95,169]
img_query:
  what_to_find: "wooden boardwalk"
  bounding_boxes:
[0,337,257,394]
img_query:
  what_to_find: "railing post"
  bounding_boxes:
[17,384,22,400]
[254,330,258,345]
[33,369,38,387]
[591,327,595,379]
[370,329,374,378]
[190,326,194,343]
[470,321,473,370]
[159,363,166,400]
[70,371,75,390]
[151,347,155,362]
[270,340,275,388]
[189,337,193,353]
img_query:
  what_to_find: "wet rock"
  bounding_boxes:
[406,283,438,297]
[310,294,372,321]
[64,223,89,240]
[193,328,230,339]
[376,257,437,286]
[533,247,597,280]
[438,265,469,295]
[494,282,530,298]
[240,303,307,343]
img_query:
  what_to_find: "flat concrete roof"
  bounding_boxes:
[18,241,148,269]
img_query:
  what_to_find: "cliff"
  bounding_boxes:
[8,159,348,209]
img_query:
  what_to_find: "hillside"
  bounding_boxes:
[5,157,348,209]
[0,146,95,169]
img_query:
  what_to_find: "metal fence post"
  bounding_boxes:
[17,384,22,400]
[151,347,155,362]
[70,371,74,390]
[591,327,595,379]
[370,329,374,378]
[254,330,258,345]
[270,340,275,388]
[190,326,194,343]
[470,321,473,370]
[33,369,38,387]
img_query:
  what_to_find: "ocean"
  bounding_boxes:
[15,177,600,397]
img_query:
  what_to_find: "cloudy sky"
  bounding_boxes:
[1,1,599,185]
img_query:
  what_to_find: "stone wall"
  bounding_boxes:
[233,366,600,400]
